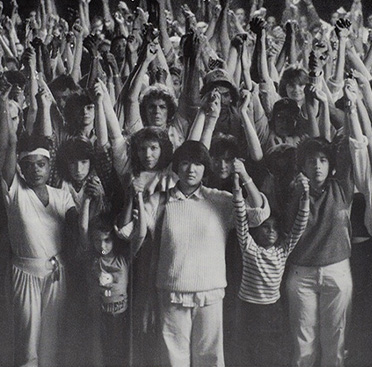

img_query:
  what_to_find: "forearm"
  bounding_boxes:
[187,109,206,142]
[243,178,264,208]
[200,116,218,150]
[241,110,263,161]
[39,105,53,136]
[102,0,114,33]
[347,46,372,81]
[258,31,270,83]
[0,99,9,174]
[95,100,109,147]
[71,37,83,83]
[318,101,331,140]
[333,38,347,85]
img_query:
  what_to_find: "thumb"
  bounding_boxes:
[233,173,240,190]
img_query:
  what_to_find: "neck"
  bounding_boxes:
[178,182,201,197]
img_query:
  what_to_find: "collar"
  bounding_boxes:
[169,183,205,202]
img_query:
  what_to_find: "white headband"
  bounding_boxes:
[19,148,50,161]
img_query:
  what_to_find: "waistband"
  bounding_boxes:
[289,258,350,274]
[12,253,64,278]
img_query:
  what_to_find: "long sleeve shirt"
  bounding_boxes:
[233,187,309,304]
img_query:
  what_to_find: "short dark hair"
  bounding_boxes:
[278,67,308,98]
[56,136,95,181]
[89,212,115,235]
[64,92,93,134]
[17,133,51,154]
[48,74,80,95]
[296,137,334,172]
[130,127,173,175]
[210,134,240,159]
[140,84,177,127]
[172,141,212,176]
[4,70,27,89]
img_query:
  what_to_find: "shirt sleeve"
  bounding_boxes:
[111,134,131,180]
[349,136,372,236]
[246,193,271,228]
[282,207,310,257]
[233,188,250,251]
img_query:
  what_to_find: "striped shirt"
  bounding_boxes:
[233,188,309,304]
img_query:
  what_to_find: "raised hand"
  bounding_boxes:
[344,78,358,105]
[249,17,266,35]
[294,172,310,200]
[22,47,36,70]
[335,18,351,39]
[233,158,250,182]
[83,34,100,57]
[85,176,104,198]
[239,89,251,113]
[36,88,53,109]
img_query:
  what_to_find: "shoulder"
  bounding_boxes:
[201,186,232,203]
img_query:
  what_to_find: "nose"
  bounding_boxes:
[76,161,84,173]
[145,147,152,158]
[221,159,228,169]
[188,163,196,172]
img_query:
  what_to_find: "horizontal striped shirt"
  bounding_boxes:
[233,188,309,304]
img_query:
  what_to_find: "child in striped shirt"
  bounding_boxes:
[232,172,310,367]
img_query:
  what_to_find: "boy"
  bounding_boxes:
[233,172,310,366]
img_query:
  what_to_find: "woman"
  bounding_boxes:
[286,135,354,366]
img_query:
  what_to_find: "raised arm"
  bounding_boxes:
[0,78,11,180]
[233,158,263,209]
[70,23,84,84]
[239,90,263,162]
[0,80,16,188]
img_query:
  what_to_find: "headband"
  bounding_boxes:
[19,148,50,161]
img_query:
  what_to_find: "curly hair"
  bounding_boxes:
[130,127,173,175]
[64,92,93,135]
[296,137,335,173]
[56,136,95,181]
[278,67,308,98]
[17,133,51,155]
[139,84,177,127]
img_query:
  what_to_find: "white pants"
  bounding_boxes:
[12,263,66,367]
[159,295,225,367]
[286,259,352,367]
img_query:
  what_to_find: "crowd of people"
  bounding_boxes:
[0,0,372,366]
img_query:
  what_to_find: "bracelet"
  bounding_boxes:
[242,178,253,186]
[113,74,120,78]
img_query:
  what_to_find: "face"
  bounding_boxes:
[255,218,279,249]
[171,74,181,98]
[330,12,339,26]
[299,16,308,31]
[145,98,168,128]
[138,140,161,171]
[212,153,233,180]
[177,161,205,189]
[218,86,231,107]
[111,38,127,60]
[92,230,114,256]
[368,16,372,29]
[235,8,245,24]
[274,111,295,137]
[302,151,330,187]
[9,101,20,132]
[68,159,90,182]
[92,20,103,35]
[267,16,276,29]
[286,82,305,104]
[54,89,72,111]
[20,155,50,188]
[16,43,24,58]
[80,104,95,126]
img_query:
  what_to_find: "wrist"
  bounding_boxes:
[242,177,253,186]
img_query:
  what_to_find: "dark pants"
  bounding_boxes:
[233,298,286,367]
[100,311,129,367]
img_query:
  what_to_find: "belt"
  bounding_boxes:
[12,253,64,280]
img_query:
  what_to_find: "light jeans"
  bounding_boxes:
[159,294,225,367]
[286,259,352,367]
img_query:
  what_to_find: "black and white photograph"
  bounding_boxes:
[0,0,372,365]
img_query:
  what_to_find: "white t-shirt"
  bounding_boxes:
[1,172,75,259]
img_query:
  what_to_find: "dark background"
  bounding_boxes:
[8,0,372,26]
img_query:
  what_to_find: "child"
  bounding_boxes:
[79,192,146,367]
[232,172,310,367]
